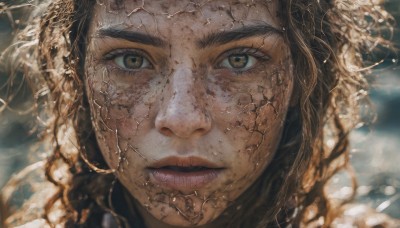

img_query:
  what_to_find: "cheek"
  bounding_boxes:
[84,64,161,169]
[210,67,293,208]
[211,64,293,167]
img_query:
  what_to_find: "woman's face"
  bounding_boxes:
[85,0,293,226]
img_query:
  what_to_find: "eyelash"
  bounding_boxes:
[101,47,270,76]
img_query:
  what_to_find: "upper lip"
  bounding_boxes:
[148,156,222,169]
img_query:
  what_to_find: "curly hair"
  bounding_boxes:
[0,0,394,227]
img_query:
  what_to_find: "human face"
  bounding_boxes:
[85,0,293,227]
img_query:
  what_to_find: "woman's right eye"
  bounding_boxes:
[104,50,153,71]
[113,53,152,70]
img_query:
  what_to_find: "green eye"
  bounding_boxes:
[220,54,257,70]
[114,53,151,70]
[229,54,248,68]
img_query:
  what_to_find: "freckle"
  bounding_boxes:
[238,94,252,105]
[206,88,215,96]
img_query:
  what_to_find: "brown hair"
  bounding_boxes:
[0,0,394,227]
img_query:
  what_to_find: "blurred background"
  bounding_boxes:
[1,0,400,221]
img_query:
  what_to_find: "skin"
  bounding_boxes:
[84,0,294,227]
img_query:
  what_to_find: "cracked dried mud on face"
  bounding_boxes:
[84,0,293,226]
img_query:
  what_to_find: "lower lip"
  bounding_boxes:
[148,168,223,191]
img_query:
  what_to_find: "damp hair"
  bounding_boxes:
[0,0,395,227]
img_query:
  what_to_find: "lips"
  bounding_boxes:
[147,156,224,191]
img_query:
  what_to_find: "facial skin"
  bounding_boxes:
[85,0,294,227]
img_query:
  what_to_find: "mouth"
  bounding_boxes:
[156,166,217,172]
[147,156,225,191]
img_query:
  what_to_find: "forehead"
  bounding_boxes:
[90,0,282,36]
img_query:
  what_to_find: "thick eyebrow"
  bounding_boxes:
[197,24,282,49]
[96,28,167,47]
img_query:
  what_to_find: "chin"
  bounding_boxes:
[143,197,226,227]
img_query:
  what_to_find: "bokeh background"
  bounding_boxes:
[1,0,399,221]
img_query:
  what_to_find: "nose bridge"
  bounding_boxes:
[171,67,196,103]
[155,66,211,138]
[166,67,198,118]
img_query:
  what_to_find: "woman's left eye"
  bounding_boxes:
[219,53,258,70]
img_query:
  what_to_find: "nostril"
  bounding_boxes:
[160,127,174,137]
[194,128,207,135]
[158,125,210,138]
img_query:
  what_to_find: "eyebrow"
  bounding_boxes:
[97,28,167,47]
[197,24,282,49]
[96,24,282,49]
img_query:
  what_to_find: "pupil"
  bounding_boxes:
[124,54,143,69]
[229,54,248,68]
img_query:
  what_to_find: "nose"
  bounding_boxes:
[155,67,212,138]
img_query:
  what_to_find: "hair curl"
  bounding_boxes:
[0,0,395,227]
